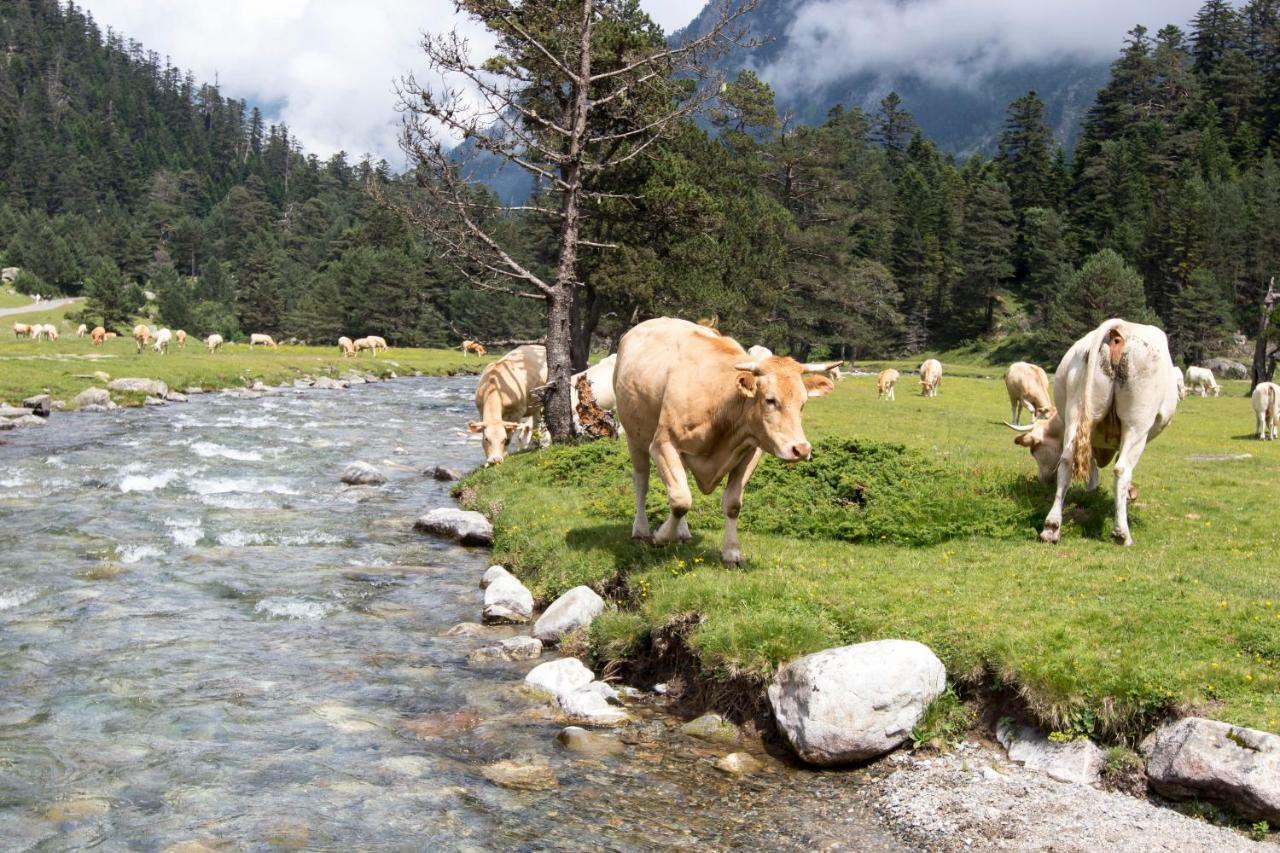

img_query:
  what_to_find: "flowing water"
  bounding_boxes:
[0,377,900,851]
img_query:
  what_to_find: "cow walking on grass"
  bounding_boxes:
[1253,382,1280,440]
[877,368,900,401]
[1005,318,1181,546]
[615,318,838,565]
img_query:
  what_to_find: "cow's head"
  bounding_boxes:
[733,357,841,462]
[1006,410,1062,484]
[469,418,522,465]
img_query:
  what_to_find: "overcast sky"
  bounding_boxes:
[81,0,1206,164]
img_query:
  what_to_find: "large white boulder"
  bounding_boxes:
[107,378,169,397]
[480,565,513,588]
[997,721,1104,784]
[1143,717,1280,823]
[482,572,534,624]
[558,686,629,726]
[768,639,946,765]
[525,657,595,698]
[532,585,604,643]
[414,508,493,546]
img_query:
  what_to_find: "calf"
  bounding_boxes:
[1253,382,1280,440]
[877,368,900,401]
[1004,361,1053,425]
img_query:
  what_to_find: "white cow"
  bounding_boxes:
[76,323,87,338]
[206,333,224,353]
[1253,382,1280,440]
[1185,365,1221,397]
[39,323,58,341]
[1004,362,1053,425]
[1006,318,1180,546]
[919,359,942,397]
[152,328,173,354]
[249,333,278,349]
[570,354,619,436]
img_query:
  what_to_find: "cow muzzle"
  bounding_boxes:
[780,441,812,462]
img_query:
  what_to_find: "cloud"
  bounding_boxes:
[80,1,697,165]
[760,0,1207,93]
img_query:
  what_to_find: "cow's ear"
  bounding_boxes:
[803,375,834,398]
[467,421,483,433]
[736,372,757,398]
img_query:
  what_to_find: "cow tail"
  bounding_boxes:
[1071,331,1101,482]
[1269,385,1276,417]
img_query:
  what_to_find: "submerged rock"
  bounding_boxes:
[431,465,464,482]
[768,639,946,765]
[45,797,110,822]
[559,687,629,726]
[400,709,481,739]
[1143,717,1280,823]
[481,759,557,791]
[532,585,604,644]
[997,721,1104,785]
[340,461,387,486]
[483,573,534,624]
[414,508,493,546]
[7,414,47,427]
[715,752,764,776]
[468,635,543,663]
[107,377,169,397]
[442,622,488,637]
[679,713,740,745]
[556,725,624,756]
[74,387,111,409]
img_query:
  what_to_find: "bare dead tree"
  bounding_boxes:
[385,0,757,441]
[1251,276,1278,390]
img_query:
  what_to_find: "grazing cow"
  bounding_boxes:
[91,326,106,346]
[469,344,549,465]
[570,353,619,436]
[152,328,172,354]
[367,335,388,353]
[461,339,487,357]
[919,358,942,397]
[352,337,374,355]
[877,368,900,401]
[1185,365,1221,397]
[206,333,224,353]
[76,323,87,338]
[40,324,58,341]
[338,336,356,358]
[1253,382,1280,440]
[249,333,278,349]
[1004,361,1053,425]
[1005,318,1180,546]
[615,318,839,565]
[133,324,152,353]
[13,322,30,338]
[1175,370,1188,400]
[104,331,118,339]
[175,329,187,349]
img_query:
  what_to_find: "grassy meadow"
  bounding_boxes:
[463,365,1280,743]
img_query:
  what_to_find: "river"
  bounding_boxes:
[0,376,901,850]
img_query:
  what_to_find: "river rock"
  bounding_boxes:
[1202,357,1249,379]
[341,461,387,486]
[144,396,166,406]
[414,508,493,546]
[680,713,740,745]
[715,752,764,776]
[165,391,188,403]
[525,657,595,698]
[557,725,624,756]
[481,759,557,791]
[400,709,481,739]
[185,387,204,395]
[0,405,34,417]
[768,639,947,765]
[74,387,111,408]
[7,414,46,427]
[21,394,51,416]
[468,636,543,663]
[313,376,348,390]
[107,377,169,397]
[558,687,630,726]
[481,564,512,588]
[532,585,605,644]
[45,796,110,822]
[443,622,488,637]
[996,721,1104,785]
[79,404,110,413]
[431,465,464,481]
[1142,717,1280,823]
[483,573,534,623]
[0,418,14,430]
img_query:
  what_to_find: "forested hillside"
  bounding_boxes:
[0,0,541,345]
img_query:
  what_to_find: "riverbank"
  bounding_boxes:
[0,338,490,406]
[458,367,1279,827]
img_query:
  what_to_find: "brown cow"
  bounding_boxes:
[461,339,487,357]
[175,329,187,349]
[876,368,900,401]
[13,322,31,338]
[91,326,106,346]
[615,318,839,565]
[1004,361,1053,425]
[133,324,152,353]
[469,344,548,465]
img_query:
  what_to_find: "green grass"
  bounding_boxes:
[0,287,33,308]
[0,333,488,405]
[462,369,1280,743]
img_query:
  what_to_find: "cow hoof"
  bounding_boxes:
[1111,528,1133,546]
[1126,484,1139,501]
[722,548,742,566]
[1038,527,1060,544]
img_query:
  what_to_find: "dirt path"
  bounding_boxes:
[0,297,79,318]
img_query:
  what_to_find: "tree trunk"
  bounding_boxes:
[571,283,601,367]
[543,283,576,439]
[1251,277,1277,392]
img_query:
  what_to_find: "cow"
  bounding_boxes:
[13,322,30,338]
[104,331,118,339]
[338,336,356,358]
[152,328,172,354]
[206,333,224,353]
[249,333,278,349]
[175,329,187,349]
[39,324,58,341]
[570,353,619,436]
[919,359,942,397]
[461,339,487,357]
[1004,318,1181,547]
[352,337,374,355]
[615,318,839,565]
[91,326,106,346]
[1175,370,1188,400]
[76,323,87,338]
[133,324,152,353]
[1253,382,1280,440]
[367,335,388,353]
[469,344,548,465]
[1185,365,1221,397]
[1004,361,1053,425]
[877,368,900,401]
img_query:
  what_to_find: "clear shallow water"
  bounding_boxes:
[0,378,899,851]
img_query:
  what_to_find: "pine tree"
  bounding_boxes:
[83,257,144,329]
[951,168,1015,338]
[873,92,916,172]
[1044,250,1156,354]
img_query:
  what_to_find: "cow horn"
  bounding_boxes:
[733,360,762,373]
[1004,422,1036,433]
[803,360,844,373]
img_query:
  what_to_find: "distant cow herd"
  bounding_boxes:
[13,322,392,359]
[464,317,1276,559]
